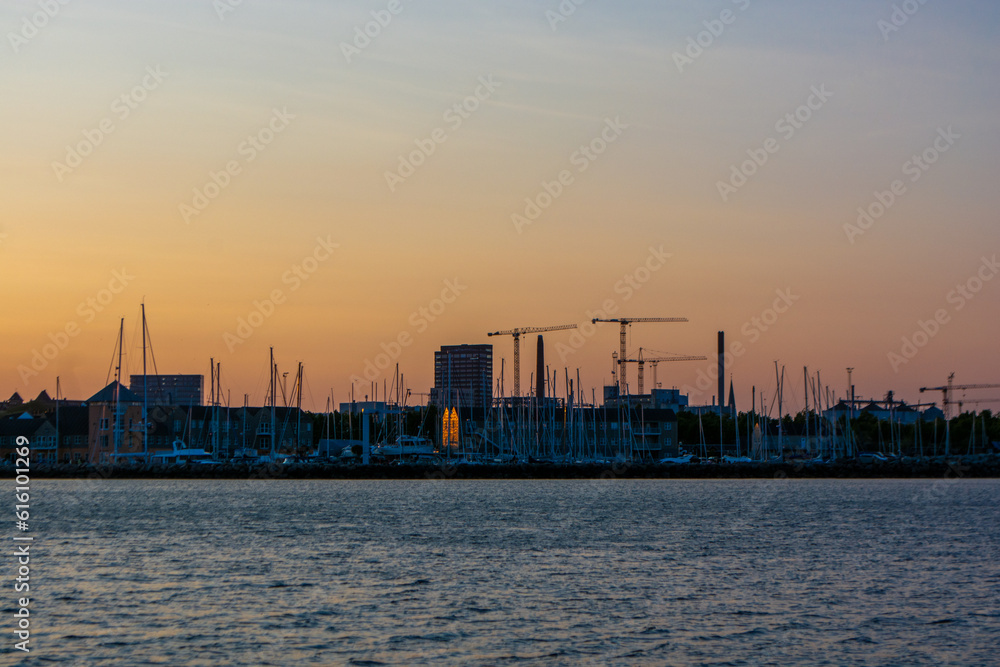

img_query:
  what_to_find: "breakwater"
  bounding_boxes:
[7,455,999,480]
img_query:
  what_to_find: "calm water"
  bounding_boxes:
[8,477,1000,665]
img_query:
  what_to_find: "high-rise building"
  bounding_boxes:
[128,375,204,406]
[431,344,493,409]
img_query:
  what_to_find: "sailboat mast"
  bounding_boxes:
[270,347,276,458]
[803,366,810,453]
[142,303,148,461]
[56,376,61,463]
[115,317,123,462]
[296,362,302,455]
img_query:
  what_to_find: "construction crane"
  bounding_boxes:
[405,389,431,407]
[487,324,577,398]
[919,373,1000,419]
[955,398,1000,412]
[591,317,688,393]
[619,348,707,394]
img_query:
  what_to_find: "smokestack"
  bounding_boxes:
[536,335,545,401]
[718,331,725,415]
[728,376,736,419]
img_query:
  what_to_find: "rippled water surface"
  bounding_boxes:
[12,478,1000,665]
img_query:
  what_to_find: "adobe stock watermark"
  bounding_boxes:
[546,0,588,31]
[340,0,412,63]
[878,0,930,42]
[843,126,959,244]
[717,84,833,202]
[385,75,501,192]
[7,0,71,54]
[681,288,800,400]
[17,269,135,385]
[179,107,295,224]
[213,0,245,21]
[673,0,751,73]
[351,278,468,386]
[556,245,672,361]
[51,66,168,182]
[887,254,998,372]
[12,436,32,653]
[223,236,339,352]
[511,116,628,234]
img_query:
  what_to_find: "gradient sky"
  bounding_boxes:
[2,0,999,413]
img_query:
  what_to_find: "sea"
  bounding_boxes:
[7,477,1000,665]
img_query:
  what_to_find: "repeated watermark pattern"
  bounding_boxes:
[717,85,833,202]
[351,278,468,386]
[878,0,931,41]
[511,116,628,234]
[51,66,168,182]
[223,236,339,352]
[339,0,412,63]
[844,126,959,244]
[545,0,589,31]
[385,75,501,192]
[180,107,295,224]
[887,254,998,372]
[672,0,751,74]
[681,287,800,400]
[17,269,136,385]
[213,0,244,21]
[555,245,672,362]
[7,0,71,54]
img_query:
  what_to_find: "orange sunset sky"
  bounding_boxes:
[2,1,998,413]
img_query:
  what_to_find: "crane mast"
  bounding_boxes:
[618,348,708,393]
[591,317,688,393]
[487,324,576,398]
[919,373,1000,419]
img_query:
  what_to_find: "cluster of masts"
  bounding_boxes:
[75,308,1000,419]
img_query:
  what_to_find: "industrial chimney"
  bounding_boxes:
[718,331,725,416]
[536,335,545,401]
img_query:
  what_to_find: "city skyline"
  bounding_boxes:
[3,1,999,414]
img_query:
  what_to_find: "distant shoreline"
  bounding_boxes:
[7,456,999,480]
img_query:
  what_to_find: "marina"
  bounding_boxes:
[3,2,999,663]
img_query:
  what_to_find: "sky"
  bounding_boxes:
[2,0,999,414]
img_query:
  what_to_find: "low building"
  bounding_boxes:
[128,375,204,406]
[87,382,145,464]
[0,413,58,464]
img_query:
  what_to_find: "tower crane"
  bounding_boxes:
[405,389,431,406]
[919,373,1000,419]
[618,348,707,394]
[955,398,1000,412]
[591,317,688,393]
[487,324,577,398]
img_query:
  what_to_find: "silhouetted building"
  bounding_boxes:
[431,344,493,409]
[129,375,203,406]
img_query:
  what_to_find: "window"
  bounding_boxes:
[100,418,109,430]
